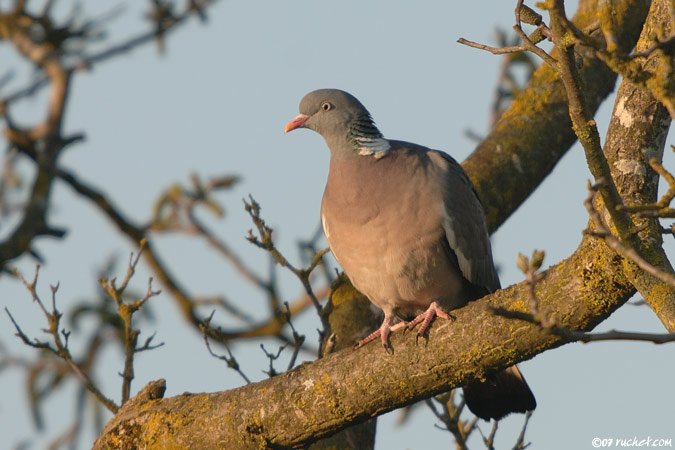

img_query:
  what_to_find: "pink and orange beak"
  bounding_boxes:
[284,114,310,133]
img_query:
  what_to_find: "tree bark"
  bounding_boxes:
[601,0,675,331]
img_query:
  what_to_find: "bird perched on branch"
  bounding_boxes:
[284,88,536,421]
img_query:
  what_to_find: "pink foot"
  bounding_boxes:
[406,301,453,341]
[356,314,407,352]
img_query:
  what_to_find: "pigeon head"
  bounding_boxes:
[285,89,390,158]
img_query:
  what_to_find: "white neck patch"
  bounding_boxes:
[356,137,391,159]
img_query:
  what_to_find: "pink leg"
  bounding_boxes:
[356,314,407,351]
[406,301,452,340]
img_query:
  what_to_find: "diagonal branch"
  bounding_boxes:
[94,234,639,449]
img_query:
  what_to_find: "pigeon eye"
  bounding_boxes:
[321,102,333,111]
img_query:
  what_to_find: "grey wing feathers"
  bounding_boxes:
[430,151,500,293]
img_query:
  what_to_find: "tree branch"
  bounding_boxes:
[94,235,638,449]
[590,0,675,332]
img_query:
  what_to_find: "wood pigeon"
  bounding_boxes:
[285,89,536,420]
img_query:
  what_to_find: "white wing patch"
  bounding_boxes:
[321,213,330,239]
[442,207,473,282]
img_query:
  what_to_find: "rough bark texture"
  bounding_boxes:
[308,277,379,450]
[601,0,675,331]
[94,237,633,449]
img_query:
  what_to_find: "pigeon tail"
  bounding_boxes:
[462,365,537,421]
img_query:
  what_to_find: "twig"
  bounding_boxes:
[100,241,163,404]
[496,246,675,344]
[493,308,675,344]
[546,0,640,249]
[57,167,312,344]
[511,411,533,450]
[7,267,119,413]
[622,157,675,217]
[260,343,287,378]
[200,311,251,384]
[458,2,555,66]
[477,420,498,450]
[584,182,675,289]
[282,302,305,371]
[425,391,478,450]
[244,195,331,342]
[457,38,530,55]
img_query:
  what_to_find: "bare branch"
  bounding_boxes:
[260,343,287,378]
[511,411,533,450]
[244,195,330,342]
[584,182,675,289]
[622,156,675,217]
[100,243,162,404]
[494,308,675,344]
[497,245,675,345]
[200,311,251,384]
[8,268,119,413]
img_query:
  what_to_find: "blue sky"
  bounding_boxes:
[1,1,673,449]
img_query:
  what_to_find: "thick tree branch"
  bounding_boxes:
[94,235,636,449]
[588,0,675,331]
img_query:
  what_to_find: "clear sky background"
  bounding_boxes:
[1,1,673,449]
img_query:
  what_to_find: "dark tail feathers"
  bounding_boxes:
[463,365,536,421]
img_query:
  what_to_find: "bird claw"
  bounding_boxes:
[356,304,451,350]
[383,341,394,354]
[355,328,395,353]
[355,314,404,351]
[408,301,453,342]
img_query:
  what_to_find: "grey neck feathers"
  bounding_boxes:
[347,113,391,158]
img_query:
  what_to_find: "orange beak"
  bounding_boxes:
[284,114,310,133]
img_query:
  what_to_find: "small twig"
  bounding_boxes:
[516,250,549,326]
[282,302,305,371]
[631,36,675,58]
[244,195,331,344]
[497,244,675,344]
[494,308,675,344]
[584,182,675,289]
[457,38,530,55]
[100,241,162,404]
[511,411,533,450]
[477,420,499,450]
[8,267,119,413]
[260,343,287,378]
[622,158,675,217]
[191,294,256,324]
[459,2,556,70]
[200,311,251,384]
[425,391,477,450]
